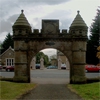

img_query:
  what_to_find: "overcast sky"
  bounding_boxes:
[0,0,99,56]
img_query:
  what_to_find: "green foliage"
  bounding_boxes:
[50,55,57,60]
[1,33,14,54]
[86,7,100,65]
[36,52,49,66]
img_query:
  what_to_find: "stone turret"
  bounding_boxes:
[69,11,88,37]
[70,11,88,83]
[12,10,32,35]
[13,10,32,82]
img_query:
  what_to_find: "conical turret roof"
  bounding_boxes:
[70,11,87,27]
[13,10,31,27]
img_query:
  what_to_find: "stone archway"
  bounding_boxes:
[12,10,88,84]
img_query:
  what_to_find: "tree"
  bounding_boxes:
[50,54,57,61]
[36,52,49,66]
[1,33,14,54]
[86,7,100,65]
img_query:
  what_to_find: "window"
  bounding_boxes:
[6,58,14,66]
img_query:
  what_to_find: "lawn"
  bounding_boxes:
[0,81,36,100]
[1,81,100,100]
[68,82,100,100]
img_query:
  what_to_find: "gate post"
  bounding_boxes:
[69,11,88,83]
[71,41,87,83]
[32,57,36,70]
[66,58,70,70]
[12,10,32,82]
[58,57,62,69]
[40,57,44,69]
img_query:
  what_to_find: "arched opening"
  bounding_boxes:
[29,48,70,84]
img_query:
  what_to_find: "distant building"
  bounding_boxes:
[0,47,40,69]
[0,46,15,67]
[51,58,57,66]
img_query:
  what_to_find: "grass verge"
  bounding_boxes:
[0,81,36,100]
[68,82,100,100]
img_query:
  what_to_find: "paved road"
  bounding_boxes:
[0,69,100,84]
[31,69,69,84]
[18,84,83,100]
[1,69,99,99]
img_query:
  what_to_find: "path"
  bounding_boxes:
[18,84,83,100]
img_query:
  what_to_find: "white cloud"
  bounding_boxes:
[8,14,19,23]
[0,0,99,53]
[0,0,99,57]
[41,48,57,57]
[0,19,12,33]
[18,0,71,5]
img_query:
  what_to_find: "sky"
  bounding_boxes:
[0,0,99,56]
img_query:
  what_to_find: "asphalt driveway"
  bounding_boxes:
[18,84,83,100]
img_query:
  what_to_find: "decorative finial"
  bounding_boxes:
[21,10,24,13]
[9,46,11,49]
[77,10,80,14]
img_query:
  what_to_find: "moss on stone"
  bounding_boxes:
[13,76,30,83]
[71,75,86,84]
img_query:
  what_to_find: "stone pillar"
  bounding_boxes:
[66,58,70,70]
[13,41,30,83]
[12,10,32,83]
[40,57,44,69]
[58,57,62,69]
[32,57,36,70]
[13,51,30,82]
[71,41,87,84]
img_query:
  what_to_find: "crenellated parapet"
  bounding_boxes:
[13,10,88,41]
[25,21,67,40]
[13,29,31,36]
[33,29,39,34]
[62,29,67,34]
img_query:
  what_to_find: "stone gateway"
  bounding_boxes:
[12,10,88,84]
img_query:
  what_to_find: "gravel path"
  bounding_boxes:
[18,84,83,100]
